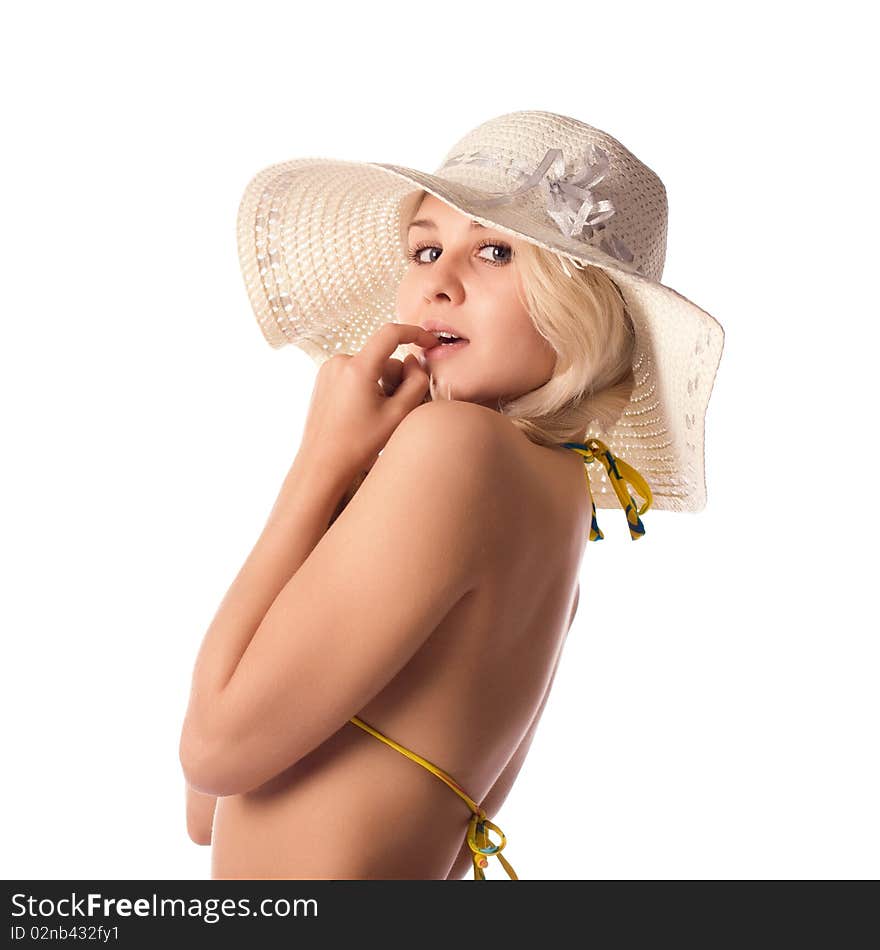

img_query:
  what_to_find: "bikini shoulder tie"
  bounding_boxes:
[562,438,654,541]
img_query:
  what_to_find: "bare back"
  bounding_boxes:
[211,413,590,879]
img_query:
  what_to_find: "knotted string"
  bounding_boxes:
[348,715,518,880]
[562,438,653,541]
[467,809,518,881]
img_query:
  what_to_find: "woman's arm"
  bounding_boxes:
[179,401,499,797]
[179,451,359,791]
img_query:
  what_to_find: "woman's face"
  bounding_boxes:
[398,193,557,409]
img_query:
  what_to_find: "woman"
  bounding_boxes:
[179,111,724,879]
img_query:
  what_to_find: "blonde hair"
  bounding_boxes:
[423,224,637,448]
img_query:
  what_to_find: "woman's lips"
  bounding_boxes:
[424,340,469,360]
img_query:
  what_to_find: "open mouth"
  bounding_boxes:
[424,330,470,352]
[424,337,469,359]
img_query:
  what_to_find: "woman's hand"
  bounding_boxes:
[297,322,438,482]
[185,781,217,846]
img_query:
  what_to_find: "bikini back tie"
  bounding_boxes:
[348,715,518,881]
[562,438,653,541]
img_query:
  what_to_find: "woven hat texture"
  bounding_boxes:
[236,110,724,513]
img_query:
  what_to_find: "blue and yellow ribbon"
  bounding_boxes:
[562,438,653,541]
[348,714,518,880]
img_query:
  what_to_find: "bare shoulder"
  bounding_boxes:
[383,399,507,482]
[366,400,515,548]
[395,398,508,441]
[415,402,591,545]
[332,401,506,526]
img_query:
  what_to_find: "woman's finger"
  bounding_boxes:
[381,357,404,396]
[356,322,438,381]
[389,353,429,409]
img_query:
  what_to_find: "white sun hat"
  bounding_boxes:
[236,110,724,514]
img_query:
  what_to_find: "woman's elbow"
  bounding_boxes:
[179,725,226,797]
[179,729,259,798]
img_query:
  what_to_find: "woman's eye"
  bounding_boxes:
[477,243,512,264]
[408,242,512,266]
[413,246,439,264]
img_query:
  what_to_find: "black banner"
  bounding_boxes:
[4,880,876,946]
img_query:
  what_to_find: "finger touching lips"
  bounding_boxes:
[358,323,438,379]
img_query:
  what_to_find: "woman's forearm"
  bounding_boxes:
[182,453,357,741]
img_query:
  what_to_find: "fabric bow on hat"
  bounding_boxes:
[440,145,636,266]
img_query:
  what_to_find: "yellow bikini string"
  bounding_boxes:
[348,715,518,881]
[562,438,654,541]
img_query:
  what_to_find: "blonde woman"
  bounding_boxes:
[179,112,724,880]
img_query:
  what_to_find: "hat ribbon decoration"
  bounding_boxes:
[562,438,654,541]
[438,145,636,268]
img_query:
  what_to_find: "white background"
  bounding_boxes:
[2,0,876,881]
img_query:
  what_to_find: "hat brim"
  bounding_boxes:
[237,157,724,513]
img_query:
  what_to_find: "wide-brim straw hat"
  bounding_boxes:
[236,110,724,513]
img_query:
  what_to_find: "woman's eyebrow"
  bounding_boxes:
[407,218,486,232]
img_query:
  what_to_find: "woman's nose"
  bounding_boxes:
[421,273,463,304]
[420,251,467,300]
[423,290,451,303]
